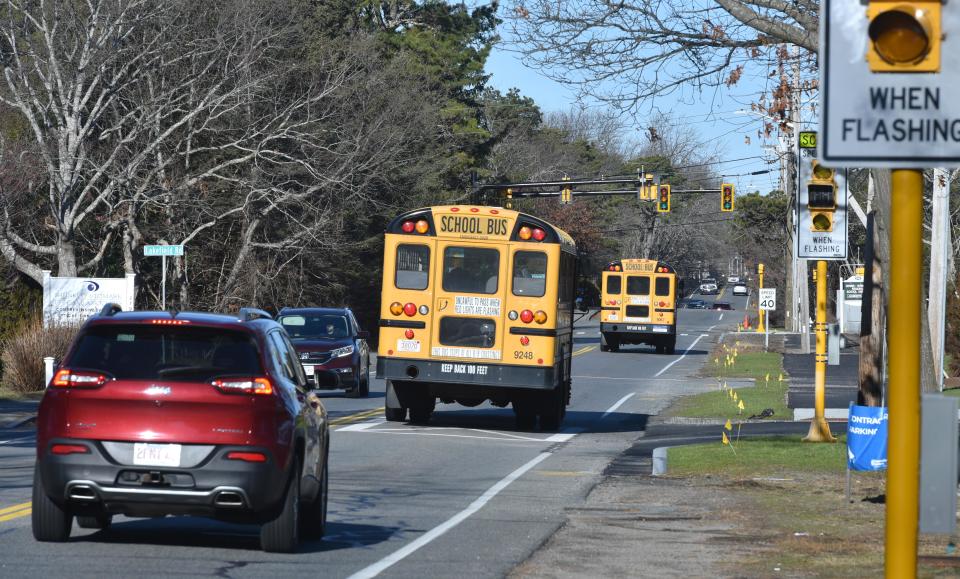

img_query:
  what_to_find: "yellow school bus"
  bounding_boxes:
[377,205,577,430]
[600,259,678,354]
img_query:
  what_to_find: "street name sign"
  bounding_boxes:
[144,244,184,257]
[797,138,848,260]
[758,288,777,311]
[820,0,960,167]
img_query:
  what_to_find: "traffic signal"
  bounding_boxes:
[657,185,671,213]
[758,263,764,276]
[721,183,735,212]
[807,160,837,232]
[505,188,513,209]
[866,1,940,73]
[560,176,572,205]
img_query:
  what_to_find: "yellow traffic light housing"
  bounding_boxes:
[504,187,513,209]
[721,183,735,212]
[758,263,765,275]
[808,160,837,233]
[560,176,572,205]
[657,185,671,213]
[866,1,941,73]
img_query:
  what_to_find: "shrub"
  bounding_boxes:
[1,314,78,393]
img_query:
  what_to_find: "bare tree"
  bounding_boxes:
[0,0,439,315]
[505,0,817,113]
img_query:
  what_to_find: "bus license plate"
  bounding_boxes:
[133,443,181,467]
[651,326,668,333]
[397,339,421,352]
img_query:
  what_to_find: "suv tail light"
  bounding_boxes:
[51,369,109,389]
[51,444,90,455]
[212,377,273,396]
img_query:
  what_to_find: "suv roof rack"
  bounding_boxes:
[239,307,273,322]
[99,303,122,317]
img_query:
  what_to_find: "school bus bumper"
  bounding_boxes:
[376,356,557,390]
[600,322,676,336]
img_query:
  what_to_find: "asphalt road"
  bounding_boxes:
[0,289,752,578]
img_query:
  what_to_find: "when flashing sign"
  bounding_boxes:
[819,0,960,167]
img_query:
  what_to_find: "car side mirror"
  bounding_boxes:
[357,330,370,340]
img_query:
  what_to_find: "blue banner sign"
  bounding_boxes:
[847,405,888,471]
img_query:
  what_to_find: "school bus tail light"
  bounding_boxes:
[531,228,546,241]
[403,302,417,317]
[390,302,404,315]
[405,330,415,339]
[518,226,532,240]
[520,336,530,346]
[520,309,534,323]
[401,221,415,233]
[534,310,547,324]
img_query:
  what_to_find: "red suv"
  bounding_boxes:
[32,306,330,553]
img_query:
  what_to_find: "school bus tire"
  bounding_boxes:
[538,387,564,432]
[513,398,537,431]
[666,338,676,355]
[384,380,408,422]
[600,332,612,352]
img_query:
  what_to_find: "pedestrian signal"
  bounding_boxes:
[657,185,671,213]
[721,183,735,212]
[808,161,836,232]
[866,1,940,73]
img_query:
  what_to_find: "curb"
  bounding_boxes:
[652,447,668,475]
[659,417,794,426]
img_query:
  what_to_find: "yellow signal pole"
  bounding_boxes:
[885,169,922,578]
[756,263,765,333]
[803,259,835,443]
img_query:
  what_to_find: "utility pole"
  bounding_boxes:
[929,168,950,390]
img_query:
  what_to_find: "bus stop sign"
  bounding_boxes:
[819,0,960,167]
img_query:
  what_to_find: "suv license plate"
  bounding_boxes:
[133,443,182,467]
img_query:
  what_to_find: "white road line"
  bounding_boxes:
[346,452,553,579]
[601,393,636,420]
[337,419,384,432]
[708,325,717,331]
[544,427,585,442]
[653,333,707,378]
[468,428,543,441]
[719,313,724,320]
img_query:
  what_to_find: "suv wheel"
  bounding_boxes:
[300,453,328,539]
[32,464,72,542]
[261,459,300,553]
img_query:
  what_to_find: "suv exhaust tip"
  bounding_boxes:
[213,491,245,508]
[66,484,98,501]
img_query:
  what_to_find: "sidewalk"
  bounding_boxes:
[0,394,41,428]
[782,333,860,414]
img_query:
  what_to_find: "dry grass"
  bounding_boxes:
[1,314,78,393]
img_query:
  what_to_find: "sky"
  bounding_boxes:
[483,34,797,195]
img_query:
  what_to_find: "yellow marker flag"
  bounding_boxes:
[765,373,770,383]
[723,381,728,390]
[733,391,738,401]
[738,399,745,411]
[724,419,732,431]
[722,431,730,445]
[778,373,784,383]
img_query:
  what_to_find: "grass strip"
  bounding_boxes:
[668,435,848,477]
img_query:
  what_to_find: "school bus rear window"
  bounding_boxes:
[655,277,670,296]
[606,275,621,294]
[439,317,496,348]
[396,244,430,290]
[627,276,650,295]
[443,246,499,294]
[513,251,547,297]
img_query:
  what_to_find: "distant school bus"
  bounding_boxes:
[600,259,678,354]
[377,205,577,431]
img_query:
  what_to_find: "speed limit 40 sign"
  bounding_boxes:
[758,288,776,311]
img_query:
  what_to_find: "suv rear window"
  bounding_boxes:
[68,325,262,381]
